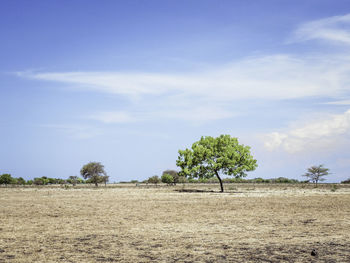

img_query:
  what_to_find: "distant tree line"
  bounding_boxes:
[0,174,88,186]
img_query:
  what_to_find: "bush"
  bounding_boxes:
[0,174,15,185]
[162,170,179,185]
[16,177,26,185]
[161,173,174,185]
[33,177,45,185]
[26,180,33,185]
[148,175,161,185]
[341,178,350,184]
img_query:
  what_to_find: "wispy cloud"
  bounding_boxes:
[324,99,350,105]
[291,13,350,44]
[87,106,234,124]
[263,109,350,153]
[16,14,350,126]
[18,54,350,101]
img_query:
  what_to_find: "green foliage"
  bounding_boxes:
[161,173,174,185]
[148,175,161,185]
[0,174,15,185]
[177,176,187,184]
[80,162,107,187]
[341,178,350,184]
[162,170,178,184]
[176,135,257,192]
[26,180,33,185]
[303,165,330,187]
[16,177,26,185]
[33,177,45,185]
[67,176,78,186]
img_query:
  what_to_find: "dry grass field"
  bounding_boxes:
[1,184,350,262]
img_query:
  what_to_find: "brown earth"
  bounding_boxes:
[0,184,349,262]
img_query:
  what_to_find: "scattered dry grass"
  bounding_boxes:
[1,184,349,262]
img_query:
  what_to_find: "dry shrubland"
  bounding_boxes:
[1,184,350,262]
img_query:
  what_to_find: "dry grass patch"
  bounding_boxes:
[0,185,349,262]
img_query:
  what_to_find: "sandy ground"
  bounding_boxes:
[1,184,349,262]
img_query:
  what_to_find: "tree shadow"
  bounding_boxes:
[174,189,216,193]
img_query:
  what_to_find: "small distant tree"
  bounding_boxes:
[161,173,174,185]
[80,162,107,187]
[161,170,177,184]
[0,174,15,185]
[303,165,330,187]
[101,175,109,187]
[68,176,78,186]
[148,175,161,186]
[177,135,257,192]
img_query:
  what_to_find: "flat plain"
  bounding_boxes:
[1,184,350,262]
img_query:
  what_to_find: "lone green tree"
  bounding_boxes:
[80,162,107,187]
[176,135,257,192]
[303,165,330,187]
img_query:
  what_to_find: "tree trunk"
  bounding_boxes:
[95,182,98,187]
[215,171,224,192]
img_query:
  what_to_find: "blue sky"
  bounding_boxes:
[1,0,350,182]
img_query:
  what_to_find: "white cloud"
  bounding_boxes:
[263,109,350,153]
[18,54,350,102]
[16,14,350,125]
[87,106,233,124]
[325,99,350,105]
[291,13,350,44]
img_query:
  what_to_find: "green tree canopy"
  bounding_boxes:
[162,170,182,185]
[176,135,257,192]
[148,175,161,185]
[16,177,26,185]
[0,174,14,185]
[161,173,174,185]
[80,162,107,187]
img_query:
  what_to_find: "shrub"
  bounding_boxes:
[162,170,179,185]
[341,178,350,184]
[148,175,161,185]
[16,177,26,185]
[161,173,174,185]
[0,174,15,185]
[33,177,45,185]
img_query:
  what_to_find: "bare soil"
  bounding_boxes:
[1,184,349,262]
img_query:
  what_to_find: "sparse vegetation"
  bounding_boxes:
[1,185,349,262]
